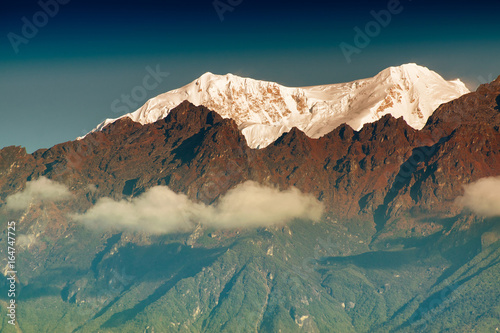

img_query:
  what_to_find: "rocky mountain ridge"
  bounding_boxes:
[87,64,469,149]
[1,76,498,236]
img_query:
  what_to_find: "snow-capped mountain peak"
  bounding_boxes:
[87,64,469,148]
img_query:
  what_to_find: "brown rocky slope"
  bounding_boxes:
[1,77,499,237]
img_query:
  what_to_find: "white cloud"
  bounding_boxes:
[73,181,324,234]
[5,177,72,211]
[86,184,98,193]
[456,176,500,217]
[73,186,201,234]
[17,234,38,250]
[206,181,324,229]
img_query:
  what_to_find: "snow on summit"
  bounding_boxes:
[88,64,469,148]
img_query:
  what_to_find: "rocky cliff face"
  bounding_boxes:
[381,77,500,225]
[1,78,499,234]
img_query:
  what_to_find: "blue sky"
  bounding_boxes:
[1,0,500,152]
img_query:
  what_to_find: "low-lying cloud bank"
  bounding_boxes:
[456,176,500,217]
[209,182,323,229]
[73,186,202,234]
[73,181,324,234]
[6,177,72,211]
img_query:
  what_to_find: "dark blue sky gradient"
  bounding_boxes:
[1,0,500,152]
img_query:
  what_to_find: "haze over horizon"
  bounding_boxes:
[1,0,499,152]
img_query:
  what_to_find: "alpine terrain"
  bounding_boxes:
[0,64,499,333]
[89,63,469,148]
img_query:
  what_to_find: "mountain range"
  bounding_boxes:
[88,63,469,148]
[0,65,499,332]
